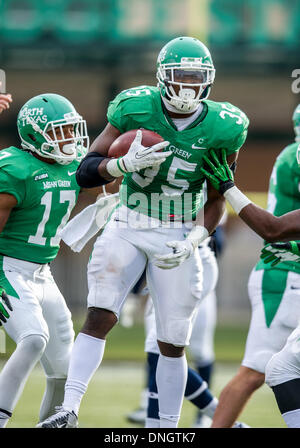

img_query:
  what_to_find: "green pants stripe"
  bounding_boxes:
[262,269,289,327]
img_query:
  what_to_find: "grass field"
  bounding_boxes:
[5,361,285,428]
[0,321,286,428]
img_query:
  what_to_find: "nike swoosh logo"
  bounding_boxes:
[191,144,207,150]
[68,171,77,176]
[135,148,151,159]
[291,286,300,290]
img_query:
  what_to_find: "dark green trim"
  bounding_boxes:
[117,158,127,174]
[185,102,208,130]
[160,99,208,131]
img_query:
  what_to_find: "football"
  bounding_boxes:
[107,129,164,158]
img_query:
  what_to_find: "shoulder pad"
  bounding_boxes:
[107,86,159,132]
[207,100,249,130]
[0,147,32,181]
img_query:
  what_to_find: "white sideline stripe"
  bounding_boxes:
[185,381,208,401]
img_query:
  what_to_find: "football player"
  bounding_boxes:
[38,36,248,428]
[199,103,300,242]
[0,93,89,428]
[143,233,219,428]
[128,225,225,427]
[200,106,300,427]
[200,104,300,428]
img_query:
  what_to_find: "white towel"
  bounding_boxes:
[59,193,119,252]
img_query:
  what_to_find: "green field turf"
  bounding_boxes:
[0,321,286,428]
[4,361,285,428]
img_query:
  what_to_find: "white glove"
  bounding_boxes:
[106,130,171,177]
[153,225,209,270]
[154,240,195,269]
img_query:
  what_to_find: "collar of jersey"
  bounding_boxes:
[160,99,208,131]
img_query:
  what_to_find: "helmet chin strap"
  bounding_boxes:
[164,83,202,114]
[178,88,196,101]
[61,143,76,156]
[162,93,200,114]
[51,142,77,164]
[173,88,197,112]
[41,141,76,164]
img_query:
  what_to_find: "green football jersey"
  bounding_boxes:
[0,147,80,263]
[107,85,249,221]
[256,142,300,273]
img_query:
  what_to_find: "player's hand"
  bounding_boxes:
[260,241,300,267]
[0,94,12,114]
[0,286,13,325]
[119,130,171,173]
[200,149,235,194]
[154,240,195,269]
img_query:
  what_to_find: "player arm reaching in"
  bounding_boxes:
[260,241,300,266]
[0,193,15,323]
[76,123,171,187]
[154,151,238,269]
[200,149,300,242]
[0,93,12,114]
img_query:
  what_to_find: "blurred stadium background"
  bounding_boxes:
[0,0,299,427]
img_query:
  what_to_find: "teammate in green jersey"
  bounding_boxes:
[201,116,300,427]
[261,104,300,265]
[199,105,300,243]
[38,36,249,429]
[0,93,89,428]
[200,104,300,428]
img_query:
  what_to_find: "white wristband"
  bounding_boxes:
[224,186,252,215]
[106,158,124,178]
[186,225,209,249]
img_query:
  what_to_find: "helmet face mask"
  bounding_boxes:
[41,114,89,165]
[295,126,300,143]
[293,104,300,144]
[157,37,215,113]
[17,94,89,165]
[297,145,300,166]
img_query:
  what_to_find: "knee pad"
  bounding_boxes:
[34,311,73,379]
[265,347,300,388]
[20,334,48,357]
[163,319,192,347]
[265,328,300,388]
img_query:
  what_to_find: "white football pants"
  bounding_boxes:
[87,206,203,346]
